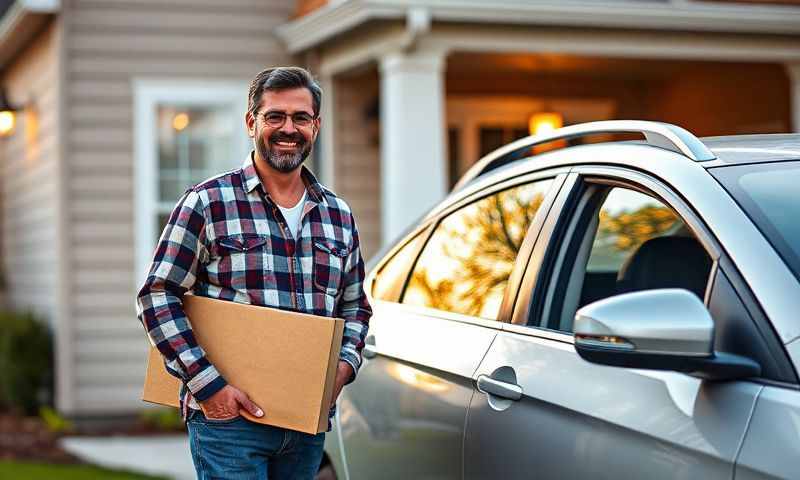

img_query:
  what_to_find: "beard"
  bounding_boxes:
[256,131,313,173]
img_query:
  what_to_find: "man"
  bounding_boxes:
[136,66,372,479]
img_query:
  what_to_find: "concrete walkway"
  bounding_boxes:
[60,434,195,480]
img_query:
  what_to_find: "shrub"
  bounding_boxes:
[39,405,73,433]
[0,311,53,415]
[139,407,184,431]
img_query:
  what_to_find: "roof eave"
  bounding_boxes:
[275,0,403,54]
[276,0,800,54]
[0,0,59,70]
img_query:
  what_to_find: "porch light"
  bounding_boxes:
[0,89,19,137]
[172,112,190,132]
[528,112,563,136]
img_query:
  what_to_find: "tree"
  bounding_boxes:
[406,185,545,318]
[597,205,678,251]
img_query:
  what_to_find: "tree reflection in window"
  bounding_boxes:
[403,180,553,320]
[587,188,682,272]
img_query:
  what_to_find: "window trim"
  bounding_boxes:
[368,225,433,303]
[581,174,721,261]
[371,300,507,332]
[133,79,250,282]
[506,166,796,384]
[545,182,714,331]
[397,170,567,323]
[502,321,575,344]
[714,257,798,384]
[512,166,723,332]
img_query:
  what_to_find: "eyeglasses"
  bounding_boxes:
[260,111,317,128]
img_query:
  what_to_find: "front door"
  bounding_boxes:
[464,172,762,479]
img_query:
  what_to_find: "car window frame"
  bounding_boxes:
[542,181,710,332]
[368,168,569,325]
[511,166,722,331]
[508,165,799,383]
[367,225,434,303]
[710,258,799,384]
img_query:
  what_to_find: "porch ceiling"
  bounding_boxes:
[447,52,727,80]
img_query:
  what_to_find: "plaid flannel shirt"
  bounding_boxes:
[136,154,372,424]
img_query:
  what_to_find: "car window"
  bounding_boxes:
[402,179,553,320]
[586,188,686,272]
[541,185,712,332]
[708,266,796,383]
[710,161,800,282]
[372,232,427,302]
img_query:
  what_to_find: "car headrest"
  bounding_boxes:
[616,236,712,299]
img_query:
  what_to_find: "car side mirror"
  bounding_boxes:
[573,289,760,380]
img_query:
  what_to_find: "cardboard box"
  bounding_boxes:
[142,295,344,434]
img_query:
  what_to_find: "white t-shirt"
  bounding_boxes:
[277,189,307,240]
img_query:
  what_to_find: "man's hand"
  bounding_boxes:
[330,361,354,409]
[199,384,264,420]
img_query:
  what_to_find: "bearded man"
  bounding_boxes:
[136,66,372,480]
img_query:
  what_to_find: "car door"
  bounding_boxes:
[464,169,767,480]
[334,173,564,480]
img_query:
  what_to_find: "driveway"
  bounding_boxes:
[60,434,194,480]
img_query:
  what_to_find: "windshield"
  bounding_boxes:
[711,161,800,281]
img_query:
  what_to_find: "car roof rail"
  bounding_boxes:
[452,120,716,190]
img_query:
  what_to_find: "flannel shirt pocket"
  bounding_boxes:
[217,234,269,253]
[213,234,270,289]
[312,238,349,296]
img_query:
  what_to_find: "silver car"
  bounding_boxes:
[318,121,800,480]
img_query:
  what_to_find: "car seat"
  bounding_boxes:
[616,236,712,299]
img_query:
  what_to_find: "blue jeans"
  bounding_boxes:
[186,409,326,480]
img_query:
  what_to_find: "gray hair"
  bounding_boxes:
[248,66,322,116]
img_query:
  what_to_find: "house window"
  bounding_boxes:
[155,105,238,230]
[478,126,529,158]
[447,96,617,182]
[134,80,250,280]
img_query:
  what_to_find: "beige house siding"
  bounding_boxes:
[0,22,61,329]
[64,0,293,413]
[333,69,381,260]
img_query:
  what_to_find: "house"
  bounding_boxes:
[0,0,798,418]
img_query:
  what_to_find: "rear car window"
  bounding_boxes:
[711,161,800,281]
[402,179,553,320]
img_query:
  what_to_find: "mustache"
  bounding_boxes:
[269,132,306,145]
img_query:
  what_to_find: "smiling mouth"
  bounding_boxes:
[275,141,298,148]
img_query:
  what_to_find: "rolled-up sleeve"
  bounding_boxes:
[135,189,227,401]
[337,216,373,384]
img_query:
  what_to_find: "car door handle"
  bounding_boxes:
[363,335,377,359]
[477,374,523,401]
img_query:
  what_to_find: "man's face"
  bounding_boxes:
[246,87,320,173]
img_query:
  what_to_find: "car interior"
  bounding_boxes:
[542,185,713,332]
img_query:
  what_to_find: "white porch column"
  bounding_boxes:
[318,73,337,189]
[380,49,447,243]
[788,64,800,132]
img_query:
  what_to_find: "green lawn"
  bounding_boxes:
[0,461,170,480]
